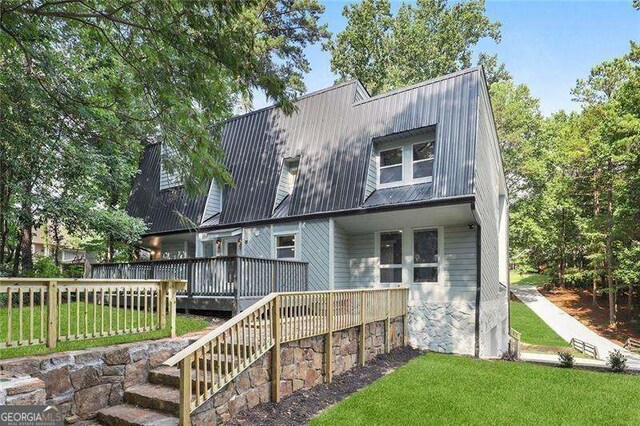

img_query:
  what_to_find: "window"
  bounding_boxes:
[380,231,402,283]
[377,137,434,188]
[379,148,403,185]
[284,157,299,194]
[276,234,296,259]
[412,142,434,179]
[413,229,439,283]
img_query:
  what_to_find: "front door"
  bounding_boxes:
[226,241,238,257]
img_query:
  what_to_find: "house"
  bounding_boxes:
[121,67,509,358]
[32,224,88,266]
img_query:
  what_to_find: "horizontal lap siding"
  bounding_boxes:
[333,225,351,289]
[300,220,330,291]
[442,226,477,288]
[348,233,376,288]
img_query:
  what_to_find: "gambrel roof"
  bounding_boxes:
[128,67,492,235]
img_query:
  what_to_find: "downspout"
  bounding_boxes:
[471,202,482,358]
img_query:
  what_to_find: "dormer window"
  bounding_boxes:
[376,135,435,189]
[273,156,300,212]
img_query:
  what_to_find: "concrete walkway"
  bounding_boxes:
[511,285,640,368]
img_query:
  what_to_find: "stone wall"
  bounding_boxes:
[0,338,190,422]
[0,372,46,406]
[407,300,476,355]
[192,317,404,425]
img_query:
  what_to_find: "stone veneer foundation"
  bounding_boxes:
[407,301,476,355]
[191,317,404,425]
[0,337,190,422]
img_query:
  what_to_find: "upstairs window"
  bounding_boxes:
[377,136,434,189]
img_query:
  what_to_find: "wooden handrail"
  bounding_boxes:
[0,278,184,350]
[92,255,308,267]
[166,287,409,423]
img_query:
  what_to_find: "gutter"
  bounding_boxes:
[472,202,482,358]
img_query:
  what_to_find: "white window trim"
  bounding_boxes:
[376,139,434,190]
[272,230,300,260]
[375,230,403,285]
[411,141,434,183]
[410,226,444,285]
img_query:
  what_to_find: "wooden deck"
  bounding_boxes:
[91,256,308,313]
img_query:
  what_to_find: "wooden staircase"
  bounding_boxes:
[96,342,257,425]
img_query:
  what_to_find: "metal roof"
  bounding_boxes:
[363,183,433,208]
[130,67,484,234]
[126,144,207,234]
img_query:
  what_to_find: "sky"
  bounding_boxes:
[253,0,640,116]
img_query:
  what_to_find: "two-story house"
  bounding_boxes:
[120,67,509,358]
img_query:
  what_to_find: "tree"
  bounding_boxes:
[326,0,501,95]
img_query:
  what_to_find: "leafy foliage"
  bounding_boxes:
[325,0,501,95]
[557,351,574,368]
[607,349,628,373]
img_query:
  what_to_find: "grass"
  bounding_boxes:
[0,302,208,359]
[510,300,570,351]
[312,353,640,425]
[510,271,550,287]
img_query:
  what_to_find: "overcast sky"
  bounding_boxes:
[252,0,640,116]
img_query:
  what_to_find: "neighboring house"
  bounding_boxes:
[32,225,87,265]
[125,67,509,358]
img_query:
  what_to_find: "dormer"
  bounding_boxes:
[159,143,181,190]
[365,127,435,199]
[273,156,300,212]
[202,180,223,224]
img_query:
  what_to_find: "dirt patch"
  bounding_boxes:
[226,347,424,425]
[540,287,639,345]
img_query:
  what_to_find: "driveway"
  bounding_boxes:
[511,285,640,367]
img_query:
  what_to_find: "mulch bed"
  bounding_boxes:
[540,287,640,345]
[226,346,424,425]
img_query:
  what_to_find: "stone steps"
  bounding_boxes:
[124,383,182,415]
[97,404,178,426]
[149,366,216,390]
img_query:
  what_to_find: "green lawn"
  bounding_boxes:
[313,353,640,425]
[510,271,550,287]
[510,300,568,349]
[0,302,208,359]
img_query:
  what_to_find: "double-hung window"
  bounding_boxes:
[379,231,402,283]
[276,234,296,259]
[412,141,434,180]
[379,148,403,185]
[413,229,439,283]
[377,136,435,188]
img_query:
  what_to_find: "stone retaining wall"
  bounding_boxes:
[192,317,404,425]
[0,338,190,422]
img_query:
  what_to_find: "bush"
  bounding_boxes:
[32,256,62,278]
[558,351,574,368]
[63,264,85,278]
[607,350,627,373]
[500,348,519,361]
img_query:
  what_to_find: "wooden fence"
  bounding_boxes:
[163,287,409,425]
[624,337,640,353]
[570,337,599,359]
[0,278,185,350]
[91,256,308,301]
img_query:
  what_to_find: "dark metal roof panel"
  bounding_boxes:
[217,67,479,225]
[363,183,433,208]
[126,144,207,234]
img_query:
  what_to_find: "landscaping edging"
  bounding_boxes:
[0,337,192,422]
[191,317,405,425]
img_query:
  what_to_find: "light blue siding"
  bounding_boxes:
[243,226,271,258]
[202,181,222,222]
[300,220,330,291]
[348,233,376,288]
[159,144,181,190]
[333,224,351,288]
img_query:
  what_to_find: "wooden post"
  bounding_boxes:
[385,289,391,353]
[168,281,177,338]
[271,297,281,403]
[271,262,277,293]
[179,356,192,426]
[324,292,333,383]
[158,281,167,330]
[47,281,58,349]
[359,291,366,367]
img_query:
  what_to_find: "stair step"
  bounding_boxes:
[124,384,182,415]
[97,404,178,426]
[149,366,217,389]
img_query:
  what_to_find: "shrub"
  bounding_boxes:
[558,351,574,368]
[500,348,519,361]
[31,256,62,278]
[607,350,627,373]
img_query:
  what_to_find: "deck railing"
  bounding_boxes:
[91,256,308,301]
[0,278,184,351]
[163,287,409,425]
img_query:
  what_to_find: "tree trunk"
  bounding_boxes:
[558,208,566,288]
[592,185,600,306]
[20,225,33,273]
[629,285,633,319]
[51,220,61,267]
[605,163,615,327]
[107,233,114,262]
[12,231,22,276]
